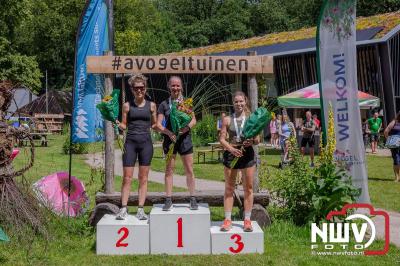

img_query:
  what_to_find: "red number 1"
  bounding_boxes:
[229,234,244,253]
[177,217,183,247]
[116,227,129,247]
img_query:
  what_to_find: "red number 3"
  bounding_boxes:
[116,227,129,247]
[229,234,244,253]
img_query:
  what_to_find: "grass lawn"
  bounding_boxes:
[152,146,400,212]
[1,135,399,265]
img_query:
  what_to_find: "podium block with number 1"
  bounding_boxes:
[150,203,211,254]
[96,214,149,255]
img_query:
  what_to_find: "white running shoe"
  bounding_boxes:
[136,208,148,220]
[116,207,128,220]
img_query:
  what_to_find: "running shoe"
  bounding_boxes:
[116,207,128,220]
[189,197,198,210]
[136,208,148,220]
[162,198,173,211]
[243,219,253,232]
[220,219,232,232]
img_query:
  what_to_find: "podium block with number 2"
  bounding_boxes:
[210,221,264,254]
[96,214,149,255]
[150,203,211,254]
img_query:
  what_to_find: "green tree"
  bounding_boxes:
[114,0,181,55]
[0,37,42,92]
[15,0,84,89]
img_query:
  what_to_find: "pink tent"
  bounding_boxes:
[33,172,89,217]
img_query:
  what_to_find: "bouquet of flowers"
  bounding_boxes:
[96,89,123,150]
[165,97,194,162]
[230,107,271,168]
[96,89,120,122]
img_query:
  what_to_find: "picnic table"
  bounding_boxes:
[196,142,224,163]
[19,132,52,147]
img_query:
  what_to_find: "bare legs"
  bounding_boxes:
[371,140,377,153]
[223,166,255,214]
[164,153,195,196]
[121,166,149,206]
[394,165,400,182]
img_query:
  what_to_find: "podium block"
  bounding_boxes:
[210,221,264,254]
[96,214,149,255]
[150,203,211,254]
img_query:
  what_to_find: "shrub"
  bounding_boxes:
[309,107,360,223]
[62,136,89,154]
[261,136,315,225]
[191,114,218,147]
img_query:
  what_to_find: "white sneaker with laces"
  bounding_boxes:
[136,208,148,220]
[116,207,128,220]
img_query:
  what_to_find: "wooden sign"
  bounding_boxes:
[86,55,273,74]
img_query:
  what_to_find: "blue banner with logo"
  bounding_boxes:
[72,0,110,143]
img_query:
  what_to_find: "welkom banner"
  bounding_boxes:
[72,0,110,143]
[317,0,370,202]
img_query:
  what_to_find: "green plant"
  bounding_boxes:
[62,136,88,154]
[309,106,360,223]
[61,123,69,135]
[261,136,314,225]
[191,114,217,147]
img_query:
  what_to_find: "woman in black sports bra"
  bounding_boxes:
[115,74,157,220]
[219,91,260,233]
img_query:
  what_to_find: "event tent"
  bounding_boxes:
[277,83,380,109]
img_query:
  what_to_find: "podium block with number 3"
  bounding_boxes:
[96,214,149,255]
[150,203,211,254]
[210,221,264,254]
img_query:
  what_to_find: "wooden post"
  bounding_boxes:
[247,51,260,193]
[104,51,115,193]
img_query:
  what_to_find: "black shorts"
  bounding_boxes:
[391,148,400,166]
[223,146,255,169]
[370,133,379,142]
[123,134,153,167]
[301,137,315,148]
[163,133,193,156]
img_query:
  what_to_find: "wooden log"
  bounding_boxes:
[95,190,270,207]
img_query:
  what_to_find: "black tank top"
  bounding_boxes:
[127,100,151,137]
[390,121,400,136]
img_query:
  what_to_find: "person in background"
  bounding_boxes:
[384,111,400,182]
[313,114,320,130]
[301,111,316,167]
[276,114,282,137]
[367,111,382,154]
[278,113,296,163]
[362,118,370,151]
[269,113,278,148]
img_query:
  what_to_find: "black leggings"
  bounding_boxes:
[123,134,153,167]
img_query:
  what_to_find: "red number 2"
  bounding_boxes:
[177,217,183,247]
[116,227,129,247]
[229,234,244,253]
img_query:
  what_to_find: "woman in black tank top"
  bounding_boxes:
[115,74,157,220]
[384,111,400,182]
